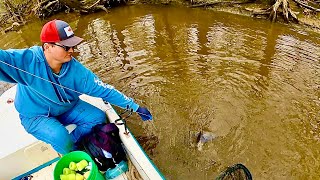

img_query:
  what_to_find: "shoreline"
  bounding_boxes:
[0,1,319,34]
[189,2,320,32]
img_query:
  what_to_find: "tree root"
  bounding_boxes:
[250,0,320,23]
[252,0,299,23]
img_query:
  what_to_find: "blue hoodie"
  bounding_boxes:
[0,46,139,117]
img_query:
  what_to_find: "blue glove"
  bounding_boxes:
[136,107,153,121]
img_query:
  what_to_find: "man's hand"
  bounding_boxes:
[136,107,153,121]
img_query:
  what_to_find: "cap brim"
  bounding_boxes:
[59,36,83,47]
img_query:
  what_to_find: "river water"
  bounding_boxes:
[0,4,319,179]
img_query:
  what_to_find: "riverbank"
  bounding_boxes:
[193,1,320,32]
[0,0,319,33]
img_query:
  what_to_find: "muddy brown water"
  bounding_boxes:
[0,5,319,179]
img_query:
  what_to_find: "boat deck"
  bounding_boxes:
[29,163,56,179]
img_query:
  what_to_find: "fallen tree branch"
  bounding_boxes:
[4,22,20,33]
[190,0,253,8]
[292,0,320,12]
[85,0,102,9]
[95,5,109,12]
[40,0,51,6]
[43,0,59,10]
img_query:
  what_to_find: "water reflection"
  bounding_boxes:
[0,5,319,179]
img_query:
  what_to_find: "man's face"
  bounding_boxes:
[45,43,75,63]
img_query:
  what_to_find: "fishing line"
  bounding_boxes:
[0,60,151,117]
[149,121,157,131]
[0,60,85,95]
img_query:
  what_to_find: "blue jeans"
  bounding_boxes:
[20,100,106,154]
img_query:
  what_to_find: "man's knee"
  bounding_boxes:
[95,109,107,123]
[41,126,74,154]
[20,115,75,154]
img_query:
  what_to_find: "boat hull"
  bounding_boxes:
[0,85,165,180]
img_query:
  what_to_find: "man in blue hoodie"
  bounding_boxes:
[0,19,153,154]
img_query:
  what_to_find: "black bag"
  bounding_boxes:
[77,123,127,171]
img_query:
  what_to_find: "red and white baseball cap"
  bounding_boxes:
[40,19,83,47]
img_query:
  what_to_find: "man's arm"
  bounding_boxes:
[82,70,139,111]
[0,48,35,85]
